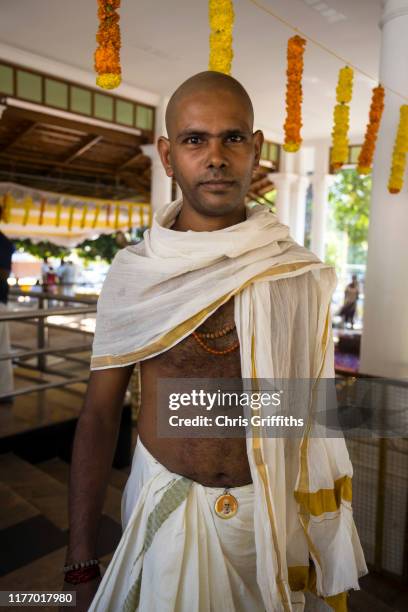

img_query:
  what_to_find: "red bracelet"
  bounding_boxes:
[64,565,101,585]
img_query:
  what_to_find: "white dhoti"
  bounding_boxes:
[89,437,265,612]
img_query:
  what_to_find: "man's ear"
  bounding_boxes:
[252,130,264,169]
[157,136,174,178]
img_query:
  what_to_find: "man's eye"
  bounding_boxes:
[227,135,245,143]
[185,136,202,144]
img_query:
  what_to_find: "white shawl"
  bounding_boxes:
[91,198,367,611]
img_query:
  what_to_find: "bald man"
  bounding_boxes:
[65,72,366,612]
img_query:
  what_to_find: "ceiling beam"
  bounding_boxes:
[3,122,38,152]
[0,150,117,175]
[3,106,145,147]
[0,153,151,197]
[116,151,146,172]
[61,135,102,165]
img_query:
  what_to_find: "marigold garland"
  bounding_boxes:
[283,35,306,153]
[208,0,234,75]
[388,105,408,194]
[357,85,385,174]
[336,66,353,103]
[330,66,354,171]
[94,0,122,89]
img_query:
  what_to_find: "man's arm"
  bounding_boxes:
[65,364,134,565]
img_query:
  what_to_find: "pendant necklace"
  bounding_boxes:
[214,488,239,519]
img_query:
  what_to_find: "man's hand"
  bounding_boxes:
[59,576,101,612]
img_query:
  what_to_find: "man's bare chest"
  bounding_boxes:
[148,297,241,378]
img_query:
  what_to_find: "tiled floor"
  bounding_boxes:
[0,452,126,599]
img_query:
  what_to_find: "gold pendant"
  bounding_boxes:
[214,491,238,519]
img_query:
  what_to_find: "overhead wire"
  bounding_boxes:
[247,0,408,103]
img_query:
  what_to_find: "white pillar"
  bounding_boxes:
[308,140,332,260]
[290,175,310,245]
[141,96,172,213]
[270,173,297,226]
[141,145,173,213]
[360,0,408,377]
[310,173,334,260]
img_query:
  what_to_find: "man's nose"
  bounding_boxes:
[206,138,228,168]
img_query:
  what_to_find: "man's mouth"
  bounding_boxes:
[199,180,236,191]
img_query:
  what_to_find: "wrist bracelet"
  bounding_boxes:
[63,558,100,573]
[64,565,101,585]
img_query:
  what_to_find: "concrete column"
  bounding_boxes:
[141,96,172,214]
[310,172,335,260]
[270,173,297,226]
[360,0,408,377]
[290,175,310,245]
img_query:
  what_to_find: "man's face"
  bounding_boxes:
[161,89,263,218]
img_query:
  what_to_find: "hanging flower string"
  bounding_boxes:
[208,0,235,75]
[388,105,408,194]
[330,66,354,171]
[283,35,306,153]
[94,0,122,90]
[357,85,385,175]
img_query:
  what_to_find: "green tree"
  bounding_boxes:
[328,169,371,247]
[75,233,121,264]
[14,239,69,259]
[14,228,148,265]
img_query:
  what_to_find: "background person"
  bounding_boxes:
[58,259,77,297]
[41,256,50,289]
[339,274,359,328]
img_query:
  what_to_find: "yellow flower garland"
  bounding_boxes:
[208,0,234,75]
[330,66,354,171]
[283,35,306,153]
[357,85,385,174]
[388,105,408,194]
[336,66,353,103]
[94,0,122,90]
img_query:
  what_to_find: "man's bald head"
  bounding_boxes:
[165,71,254,139]
[157,70,263,226]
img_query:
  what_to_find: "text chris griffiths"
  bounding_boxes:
[168,415,304,427]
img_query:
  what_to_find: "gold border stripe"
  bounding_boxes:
[251,330,291,611]
[288,566,348,612]
[288,565,310,591]
[294,475,352,516]
[295,304,336,578]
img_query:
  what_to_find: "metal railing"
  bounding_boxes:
[0,288,96,399]
[336,371,408,582]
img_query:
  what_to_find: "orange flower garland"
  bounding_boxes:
[94,0,122,89]
[357,85,385,174]
[283,35,306,153]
